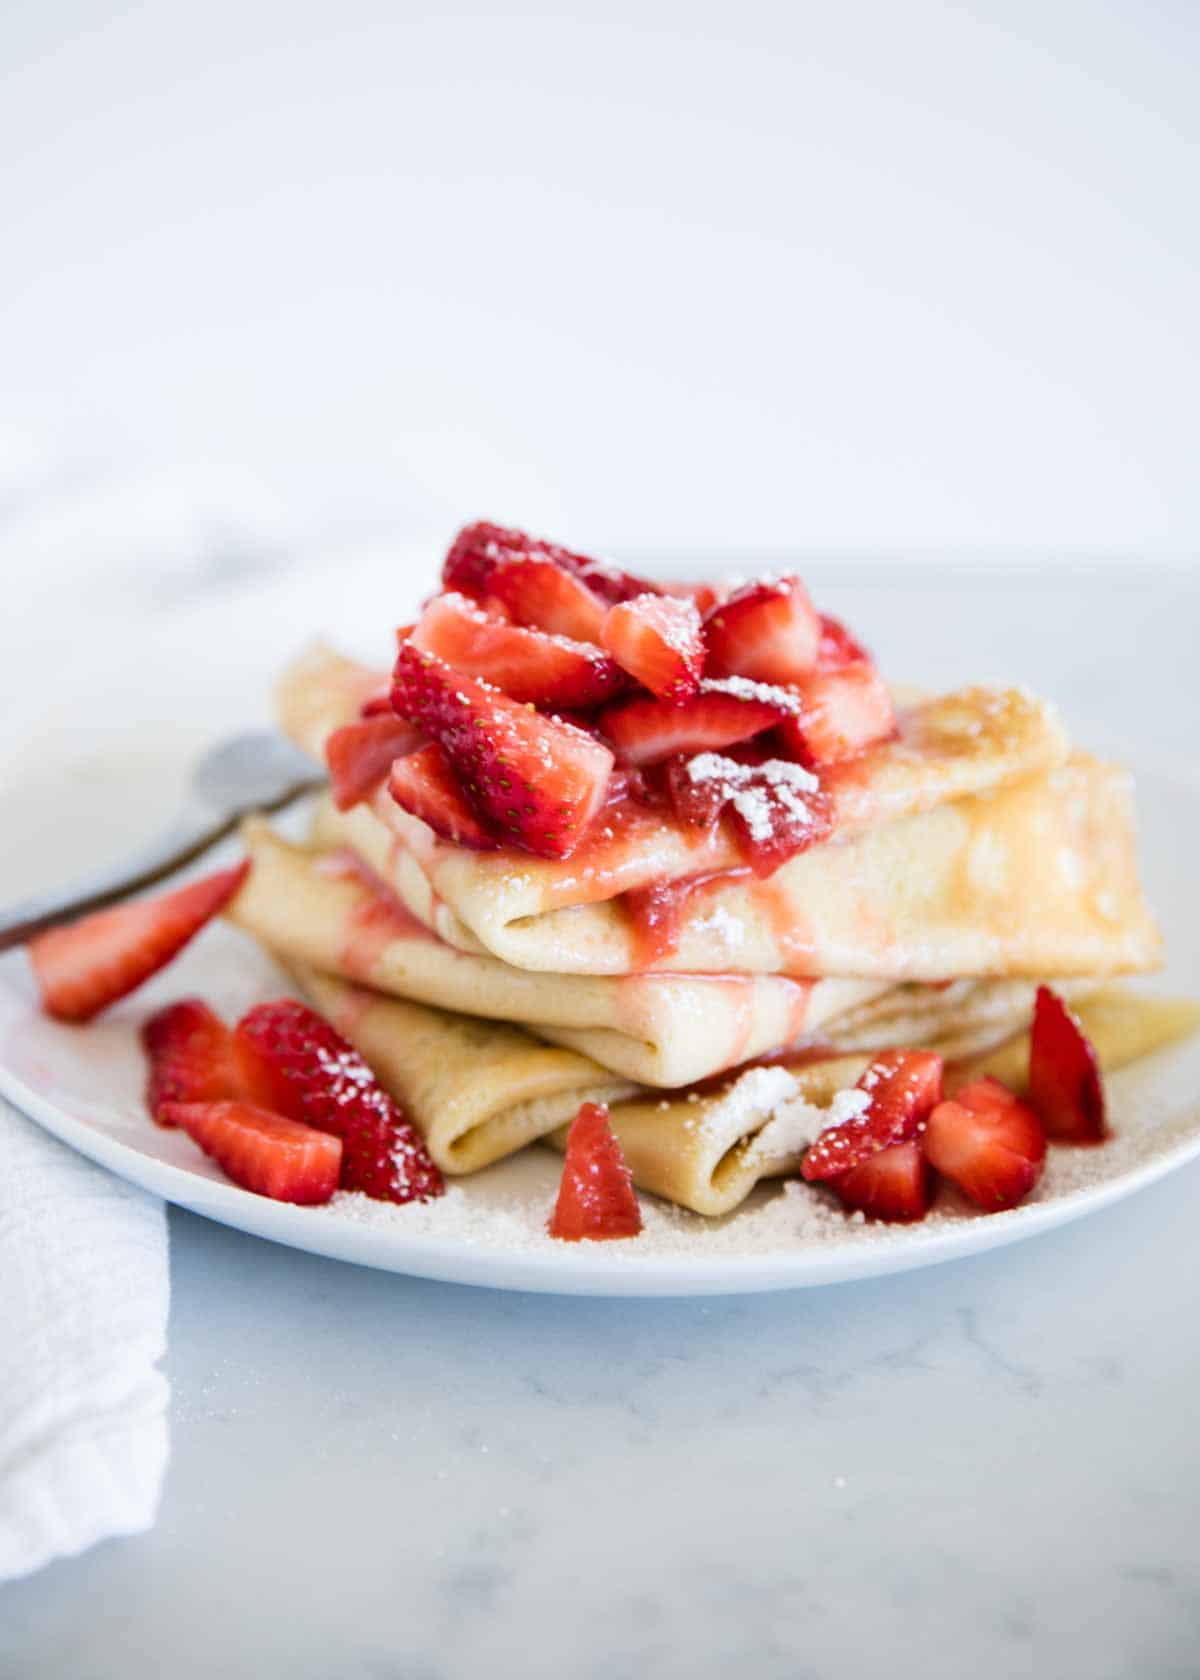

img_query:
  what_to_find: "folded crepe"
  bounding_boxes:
[278,962,1200,1216]
[287,966,635,1174]
[276,646,1159,980]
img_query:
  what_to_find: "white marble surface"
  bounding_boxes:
[1,556,1199,1678]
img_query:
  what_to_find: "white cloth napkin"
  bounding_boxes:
[0,1097,169,1583]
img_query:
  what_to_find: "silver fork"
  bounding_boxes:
[0,732,323,951]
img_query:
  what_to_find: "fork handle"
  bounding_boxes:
[0,802,235,953]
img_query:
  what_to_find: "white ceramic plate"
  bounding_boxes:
[2,757,1198,1297]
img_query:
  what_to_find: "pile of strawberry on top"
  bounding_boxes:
[327,520,897,871]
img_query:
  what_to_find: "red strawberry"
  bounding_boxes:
[410,591,625,709]
[598,679,792,766]
[831,1138,931,1222]
[29,861,250,1024]
[704,576,820,685]
[388,743,499,849]
[601,593,705,701]
[817,612,872,668]
[663,751,832,873]
[325,714,423,810]
[160,1099,342,1205]
[444,521,654,606]
[391,644,614,859]
[775,661,896,768]
[548,1102,642,1241]
[802,1048,944,1182]
[235,999,443,1203]
[142,998,247,1124]
[925,1077,1046,1211]
[486,555,607,644]
[1029,985,1107,1142]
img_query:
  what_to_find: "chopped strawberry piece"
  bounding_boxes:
[663,751,832,873]
[325,715,423,810]
[443,521,655,606]
[410,591,625,709]
[388,743,499,850]
[486,555,607,644]
[817,612,872,668]
[925,1077,1046,1210]
[704,575,820,685]
[548,1102,642,1241]
[1029,985,1107,1143]
[142,998,248,1124]
[802,1048,944,1182]
[831,1139,931,1222]
[160,1099,342,1205]
[29,861,250,1024]
[235,999,444,1203]
[775,661,896,768]
[391,643,614,859]
[601,593,705,701]
[598,679,792,766]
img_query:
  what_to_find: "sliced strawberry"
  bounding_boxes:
[160,1099,342,1205]
[704,575,820,685]
[802,1048,944,1182]
[817,612,872,668]
[831,1138,930,1222]
[486,555,607,644]
[663,751,832,873]
[29,860,251,1024]
[142,998,246,1124]
[925,1078,1046,1211]
[235,999,443,1203]
[391,643,614,858]
[325,714,424,810]
[388,743,499,850]
[548,1102,642,1241]
[601,593,705,701]
[598,680,792,766]
[444,521,655,606]
[775,661,896,768]
[1029,985,1107,1143]
[410,591,625,709]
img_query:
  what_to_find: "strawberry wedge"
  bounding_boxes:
[704,576,820,685]
[925,1077,1046,1210]
[142,997,250,1123]
[391,643,615,858]
[1029,985,1107,1142]
[29,860,250,1023]
[235,999,443,1204]
[411,591,625,709]
[833,1139,931,1222]
[161,1099,342,1205]
[325,714,423,810]
[548,1102,642,1241]
[802,1049,944,1182]
[444,521,655,606]
[486,554,607,644]
[601,594,706,702]
[599,679,793,766]
[776,662,896,768]
[388,743,499,849]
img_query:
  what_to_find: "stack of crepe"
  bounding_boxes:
[226,643,1196,1217]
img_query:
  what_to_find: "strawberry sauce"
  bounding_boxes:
[623,866,754,969]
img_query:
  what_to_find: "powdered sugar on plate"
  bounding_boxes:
[310,1035,1200,1261]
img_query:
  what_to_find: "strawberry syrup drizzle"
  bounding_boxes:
[623,866,755,970]
[315,847,437,979]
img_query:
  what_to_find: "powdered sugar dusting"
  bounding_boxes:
[306,1035,1200,1262]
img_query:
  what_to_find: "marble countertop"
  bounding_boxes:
[1,556,1198,1679]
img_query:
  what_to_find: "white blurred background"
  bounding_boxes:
[1,1,1197,876]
